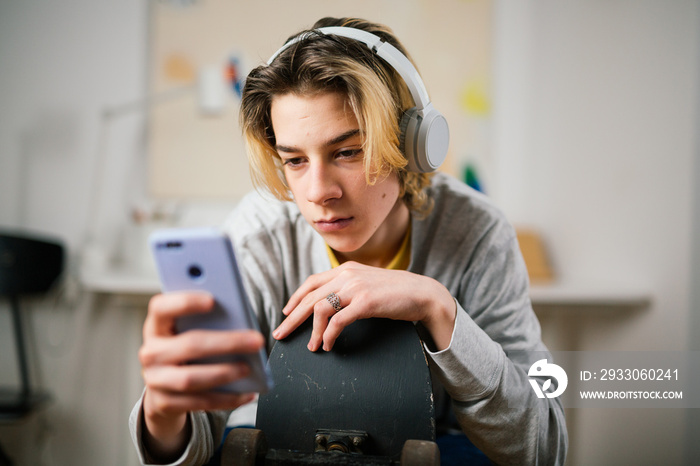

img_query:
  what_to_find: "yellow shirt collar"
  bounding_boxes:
[325,224,412,270]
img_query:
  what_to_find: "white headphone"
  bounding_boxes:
[267,26,449,173]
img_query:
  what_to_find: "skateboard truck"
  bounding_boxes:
[315,430,368,454]
[222,428,441,465]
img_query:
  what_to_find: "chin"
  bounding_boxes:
[324,236,365,254]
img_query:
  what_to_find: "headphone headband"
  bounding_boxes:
[266,25,449,173]
[267,27,431,113]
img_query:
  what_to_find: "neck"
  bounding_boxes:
[334,200,410,268]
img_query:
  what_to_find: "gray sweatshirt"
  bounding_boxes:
[129,172,567,465]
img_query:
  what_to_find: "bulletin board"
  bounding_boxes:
[148,0,492,200]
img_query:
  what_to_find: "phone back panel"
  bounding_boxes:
[150,227,273,393]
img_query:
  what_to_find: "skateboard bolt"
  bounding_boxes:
[352,436,364,447]
[315,434,327,447]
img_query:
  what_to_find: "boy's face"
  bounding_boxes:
[270,91,409,266]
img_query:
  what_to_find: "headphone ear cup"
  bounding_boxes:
[399,108,421,172]
[400,106,449,173]
[418,107,449,172]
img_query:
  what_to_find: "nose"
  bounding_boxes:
[305,160,341,205]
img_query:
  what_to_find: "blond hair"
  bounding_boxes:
[240,17,433,216]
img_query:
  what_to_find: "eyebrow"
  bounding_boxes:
[275,129,361,153]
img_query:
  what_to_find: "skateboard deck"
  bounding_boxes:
[251,317,436,464]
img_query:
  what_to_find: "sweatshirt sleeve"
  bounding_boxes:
[425,303,567,465]
[419,196,568,465]
[129,392,230,466]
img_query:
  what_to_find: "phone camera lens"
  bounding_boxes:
[188,265,204,279]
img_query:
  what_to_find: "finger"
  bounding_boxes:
[143,362,251,393]
[273,308,311,341]
[273,293,317,339]
[281,269,337,316]
[322,304,363,352]
[274,286,334,340]
[140,329,265,367]
[308,297,339,351]
[144,292,215,337]
[145,388,256,417]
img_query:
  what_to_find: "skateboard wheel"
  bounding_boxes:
[400,439,440,466]
[222,428,268,466]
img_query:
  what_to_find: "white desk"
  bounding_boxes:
[81,266,651,308]
[81,267,160,296]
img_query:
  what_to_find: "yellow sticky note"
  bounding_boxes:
[460,80,490,116]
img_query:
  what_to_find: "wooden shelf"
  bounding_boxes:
[529,281,651,307]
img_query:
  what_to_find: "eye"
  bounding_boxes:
[336,148,363,160]
[282,157,305,168]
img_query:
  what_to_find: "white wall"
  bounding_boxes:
[686,0,700,455]
[0,1,148,465]
[493,1,700,465]
[2,1,700,465]
[0,0,148,247]
[687,38,700,460]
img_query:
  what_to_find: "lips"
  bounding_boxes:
[314,217,353,233]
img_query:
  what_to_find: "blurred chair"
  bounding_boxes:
[0,231,64,464]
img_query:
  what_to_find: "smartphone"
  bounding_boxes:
[149,227,274,394]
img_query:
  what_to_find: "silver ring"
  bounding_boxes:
[326,292,342,312]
